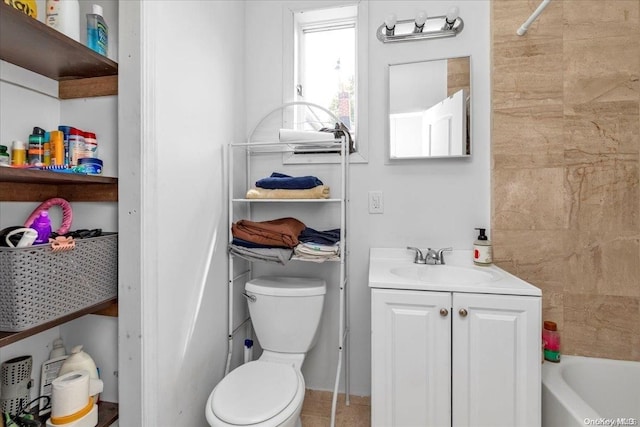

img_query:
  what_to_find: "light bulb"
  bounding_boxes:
[415,11,428,27]
[384,13,397,36]
[446,6,459,23]
[384,13,397,30]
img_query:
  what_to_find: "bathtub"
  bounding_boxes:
[542,355,640,427]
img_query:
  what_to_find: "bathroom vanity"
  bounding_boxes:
[369,248,541,427]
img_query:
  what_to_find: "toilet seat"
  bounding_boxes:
[207,361,304,426]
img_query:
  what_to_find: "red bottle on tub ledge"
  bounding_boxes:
[543,321,561,362]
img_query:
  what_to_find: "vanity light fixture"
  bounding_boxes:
[376,7,464,43]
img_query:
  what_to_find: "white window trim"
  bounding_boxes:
[282,1,368,164]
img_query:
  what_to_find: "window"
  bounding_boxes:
[296,9,356,141]
[282,3,367,163]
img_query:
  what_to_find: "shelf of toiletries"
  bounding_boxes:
[0,2,117,99]
[0,297,117,348]
[0,167,118,202]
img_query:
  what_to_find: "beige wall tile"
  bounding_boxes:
[493,167,567,230]
[562,0,640,41]
[564,101,639,158]
[565,231,640,297]
[565,159,639,231]
[492,105,564,169]
[563,294,640,360]
[563,36,639,105]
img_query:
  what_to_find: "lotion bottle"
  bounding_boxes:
[473,227,492,266]
[46,0,80,42]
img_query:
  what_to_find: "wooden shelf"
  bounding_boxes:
[0,298,117,348]
[0,2,118,98]
[0,167,118,201]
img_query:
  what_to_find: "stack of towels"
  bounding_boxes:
[229,218,340,265]
[246,172,330,199]
[294,227,340,262]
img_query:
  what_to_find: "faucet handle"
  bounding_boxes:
[436,247,453,264]
[407,246,426,264]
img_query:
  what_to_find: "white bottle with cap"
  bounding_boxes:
[46,0,80,42]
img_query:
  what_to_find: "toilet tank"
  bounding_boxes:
[245,276,326,353]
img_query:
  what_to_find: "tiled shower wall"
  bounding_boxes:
[491,0,639,361]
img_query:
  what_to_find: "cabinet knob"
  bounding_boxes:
[440,308,449,317]
[459,308,468,317]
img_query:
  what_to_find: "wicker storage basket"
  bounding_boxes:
[0,233,117,332]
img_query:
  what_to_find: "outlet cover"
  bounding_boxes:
[369,191,384,214]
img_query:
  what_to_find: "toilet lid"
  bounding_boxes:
[211,361,299,425]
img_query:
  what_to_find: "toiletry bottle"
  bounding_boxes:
[43,131,51,166]
[83,131,98,158]
[473,228,492,266]
[11,140,27,166]
[542,321,561,362]
[0,145,9,166]
[87,4,108,56]
[32,211,52,244]
[49,338,66,359]
[49,130,64,166]
[28,126,46,166]
[58,125,71,166]
[46,0,80,41]
[69,127,85,166]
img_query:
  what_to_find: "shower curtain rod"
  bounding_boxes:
[517,0,552,36]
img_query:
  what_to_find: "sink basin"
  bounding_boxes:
[390,265,500,285]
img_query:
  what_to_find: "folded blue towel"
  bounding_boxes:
[256,172,323,190]
[299,227,341,245]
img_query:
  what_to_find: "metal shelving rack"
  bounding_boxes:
[226,103,350,426]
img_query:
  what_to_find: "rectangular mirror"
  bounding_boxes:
[388,56,470,159]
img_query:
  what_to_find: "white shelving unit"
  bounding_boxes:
[226,103,350,426]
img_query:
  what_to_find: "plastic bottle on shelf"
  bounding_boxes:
[49,130,64,166]
[542,321,561,363]
[49,338,66,359]
[83,131,98,158]
[69,127,85,166]
[32,211,52,244]
[0,145,9,166]
[11,140,27,166]
[58,125,71,166]
[28,127,46,166]
[46,0,80,42]
[87,4,108,56]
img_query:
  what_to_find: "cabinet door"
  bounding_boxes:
[371,289,452,427]
[452,293,541,427]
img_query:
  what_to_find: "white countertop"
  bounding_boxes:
[368,248,541,297]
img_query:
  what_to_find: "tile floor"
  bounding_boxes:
[301,389,370,426]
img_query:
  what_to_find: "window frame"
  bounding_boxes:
[282,1,368,164]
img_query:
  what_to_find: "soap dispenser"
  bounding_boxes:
[473,228,493,266]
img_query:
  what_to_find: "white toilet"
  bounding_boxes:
[206,276,326,427]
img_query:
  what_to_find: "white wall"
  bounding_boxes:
[118,1,246,425]
[244,0,490,396]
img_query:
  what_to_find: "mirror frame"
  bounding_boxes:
[386,55,471,161]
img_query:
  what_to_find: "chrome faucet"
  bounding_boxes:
[436,247,453,265]
[407,246,426,264]
[408,246,453,265]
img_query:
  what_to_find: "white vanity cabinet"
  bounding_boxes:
[369,248,542,427]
